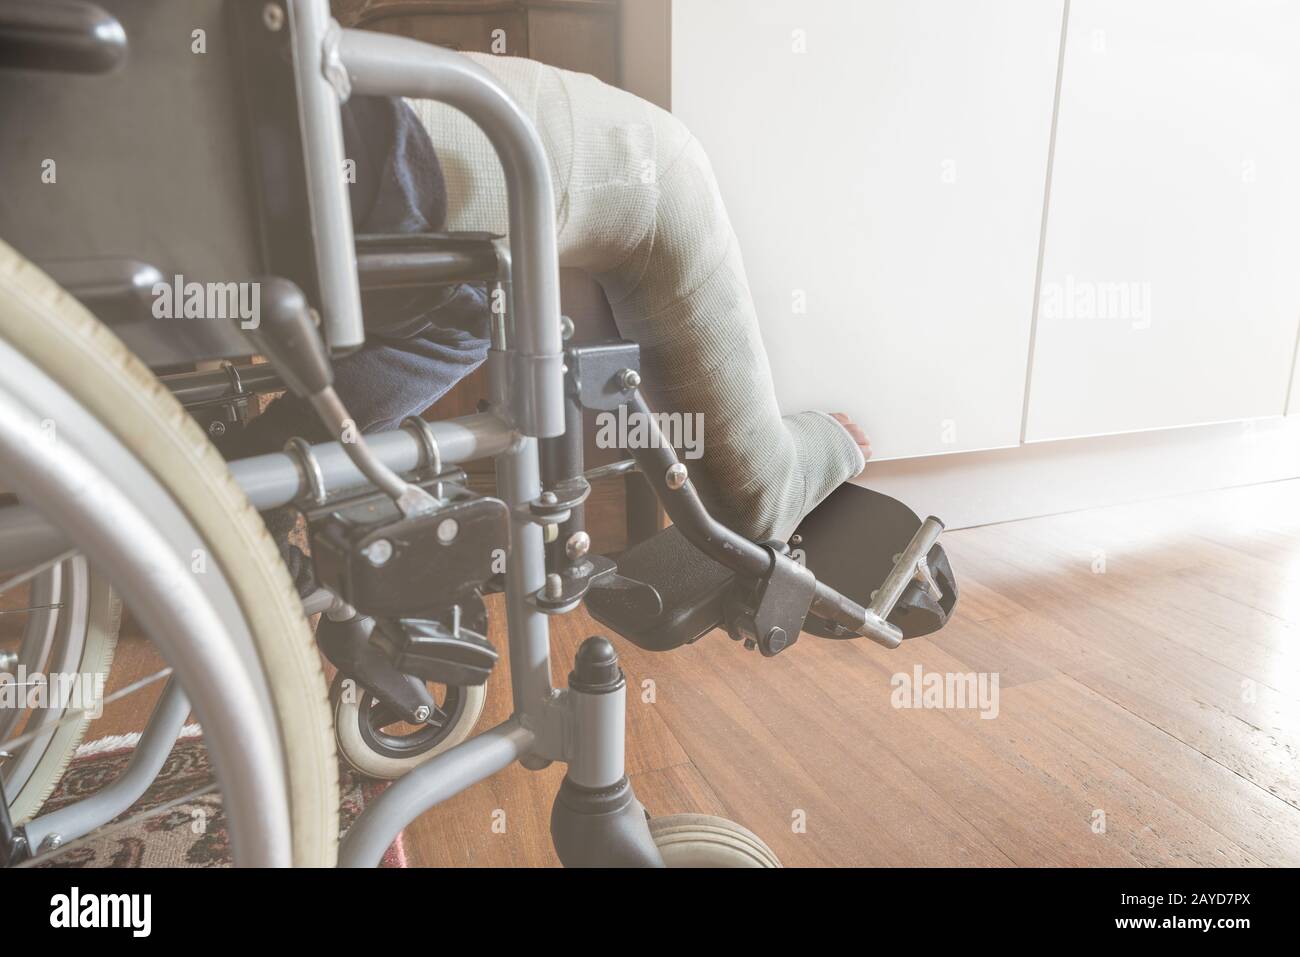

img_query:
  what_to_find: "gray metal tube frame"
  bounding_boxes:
[0,413,518,571]
[338,720,534,866]
[333,34,620,865]
[337,26,566,439]
[291,0,366,353]
[22,679,191,854]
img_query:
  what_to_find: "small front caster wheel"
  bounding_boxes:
[647,814,781,867]
[331,673,486,780]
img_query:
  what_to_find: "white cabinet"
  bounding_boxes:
[1024,0,1300,441]
[671,0,1064,460]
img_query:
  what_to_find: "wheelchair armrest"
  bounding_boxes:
[355,231,503,290]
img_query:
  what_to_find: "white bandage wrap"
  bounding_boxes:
[407,55,863,540]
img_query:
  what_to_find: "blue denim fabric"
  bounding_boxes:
[333,282,491,434]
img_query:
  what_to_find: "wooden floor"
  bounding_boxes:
[91,478,1300,866]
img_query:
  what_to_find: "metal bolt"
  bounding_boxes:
[619,368,641,390]
[413,705,431,723]
[765,627,789,654]
[207,420,226,438]
[560,315,575,340]
[664,462,688,490]
[539,491,558,506]
[262,3,284,31]
[362,539,393,566]
[544,573,564,600]
[790,534,802,546]
[436,518,459,544]
[40,833,63,852]
[565,530,591,560]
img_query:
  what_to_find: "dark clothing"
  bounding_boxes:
[240,95,490,452]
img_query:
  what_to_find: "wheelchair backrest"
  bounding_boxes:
[0,0,341,368]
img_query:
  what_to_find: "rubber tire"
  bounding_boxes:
[648,814,782,867]
[0,239,339,866]
[332,674,486,780]
[5,565,119,824]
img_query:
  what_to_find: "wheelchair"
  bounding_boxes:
[0,0,957,867]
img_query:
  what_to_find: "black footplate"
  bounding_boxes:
[585,484,958,652]
[795,484,958,640]
[585,525,734,652]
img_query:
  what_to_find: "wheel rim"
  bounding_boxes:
[356,684,469,760]
[0,557,90,800]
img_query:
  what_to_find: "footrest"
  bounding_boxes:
[584,525,734,652]
[794,484,959,640]
[585,485,960,653]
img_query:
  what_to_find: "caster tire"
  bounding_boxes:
[331,673,486,780]
[648,813,781,867]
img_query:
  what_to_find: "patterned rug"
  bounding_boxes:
[33,728,405,867]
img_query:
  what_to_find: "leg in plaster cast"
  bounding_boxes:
[407,55,868,541]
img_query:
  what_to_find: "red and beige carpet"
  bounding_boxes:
[33,729,405,867]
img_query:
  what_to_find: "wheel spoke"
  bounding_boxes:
[0,602,64,616]
[0,666,172,759]
[0,550,76,597]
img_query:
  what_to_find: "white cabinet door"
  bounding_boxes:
[671,0,1064,460]
[1025,0,1300,442]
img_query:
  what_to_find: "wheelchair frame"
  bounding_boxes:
[0,0,945,867]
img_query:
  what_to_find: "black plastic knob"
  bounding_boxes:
[570,635,623,693]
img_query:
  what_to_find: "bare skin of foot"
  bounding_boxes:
[830,412,872,479]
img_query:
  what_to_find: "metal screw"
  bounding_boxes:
[619,368,641,390]
[413,705,431,723]
[262,3,284,31]
[544,573,564,600]
[362,539,393,566]
[790,534,802,546]
[664,463,688,490]
[436,519,459,544]
[40,833,63,852]
[539,491,558,506]
[207,420,226,438]
[560,315,575,340]
[565,530,590,560]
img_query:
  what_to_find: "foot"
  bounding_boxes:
[830,413,872,479]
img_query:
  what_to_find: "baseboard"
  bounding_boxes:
[857,416,1300,529]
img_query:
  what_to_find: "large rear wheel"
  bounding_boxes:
[0,239,338,865]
